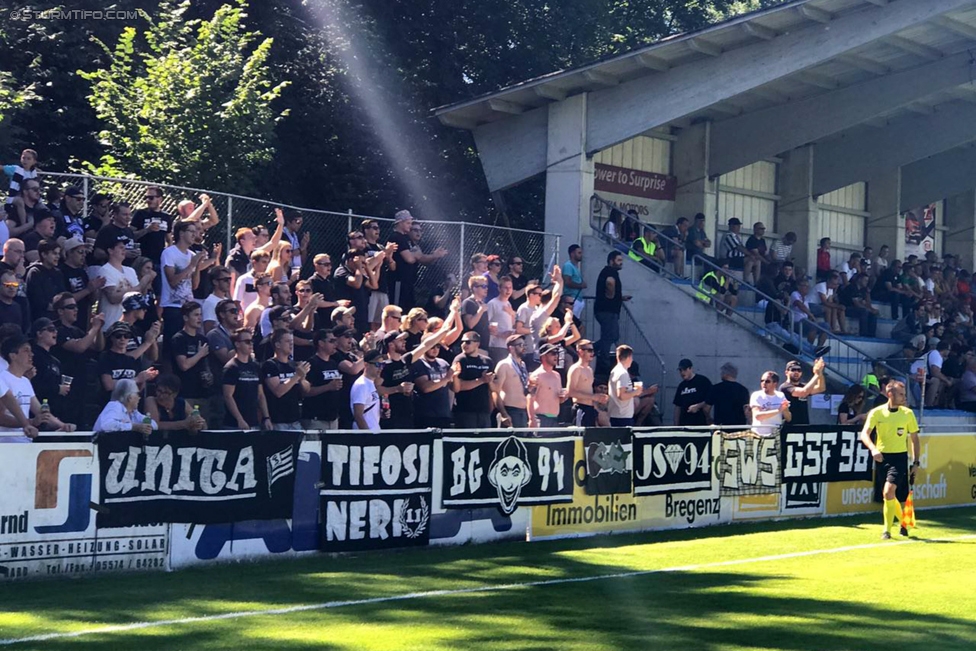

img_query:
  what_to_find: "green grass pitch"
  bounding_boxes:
[1,508,975,650]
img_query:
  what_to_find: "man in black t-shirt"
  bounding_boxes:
[779,358,826,426]
[334,250,371,336]
[131,186,173,266]
[594,251,627,361]
[707,362,750,427]
[412,341,454,429]
[387,211,447,310]
[53,292,103,429]
[673,358,712,426]
[60,237,103,331]
[261,329,310,429]
[461,276,491,345]
[93,202,138,264]
[30,317,65,417]
[302,329,344,430]
[170,302,214,420]
[377,326,449,430]
[98,321,157,401]
[451,331,495,429]
[311,253,349,330]
[333,326,364,429]
[222,327,270,430]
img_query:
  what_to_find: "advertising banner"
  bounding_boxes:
[531,437,730,540]
[594,163,677,223]
[440,433,576,514]
[580,428,632,495]
[632,429,712,496]
[826,433,976,515]
[0,443,167,580]
[320,433,433,552]
[715,433,780,496]
[97,430,302,527]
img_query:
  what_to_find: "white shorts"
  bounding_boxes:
[369,291,390,324]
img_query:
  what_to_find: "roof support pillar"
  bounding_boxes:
[945,190,976,271]
[545,93,593,249]
[777,145,820,277]
[866,169,904,263]
[674,121,718,255]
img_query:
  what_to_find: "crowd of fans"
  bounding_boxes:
[607,206,976,411]
[0,148,670,435]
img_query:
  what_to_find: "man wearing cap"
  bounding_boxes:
[387,210,447,310]
[334,325,365,429]
[98,321,158,400]
[60,236,103,331]
[30,317,68,418]
[350,349,383,431]
[452,331,495,429]
[720,218,748,270]
[673,358,712,426]
[120,292,161,364]
[52,292,103,429]
[780,357,826,425]
[331,305,356,330]
[25,239,66,321]
[493,334,531,428]
[528,343,568,429]
[54,186,87,240]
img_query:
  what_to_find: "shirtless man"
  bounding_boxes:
[528,343,568,428]
[493,334,530,428]
[566,339,608,426]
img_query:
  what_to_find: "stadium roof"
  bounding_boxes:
[434,0,976,192]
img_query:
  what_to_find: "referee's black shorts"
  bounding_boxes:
[874,451,909,503]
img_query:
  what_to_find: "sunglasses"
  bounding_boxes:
[472,284,488,290]
[579,347,594,352]
[235,339,254,345]
[762,378,776,384]
[59,304,78,310]
[391,315,402,321]
[510,261,523,266]
[297,288,312,294]
[3,282,20,289]
[223,306,240,314]
[489,261,502,267]
[372,362,384,369]
[314,261,332,266]
[111,333,130,340]
[461,340,477,345]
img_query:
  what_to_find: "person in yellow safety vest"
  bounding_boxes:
[628,224,665,271]
[696,263,739,314]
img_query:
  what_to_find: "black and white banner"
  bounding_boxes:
[632,430,712,496]
[441,433,576,514]
[780,426,872,483]
[320,433,433,552]
[97,430,302,527]
[580,428,632,495]
[715,434,781,496]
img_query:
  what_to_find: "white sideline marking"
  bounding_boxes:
[2,533,974,646]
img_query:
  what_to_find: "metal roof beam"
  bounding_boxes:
[798,5,832,24]
[932,15,976,39]
[534,85,567,102]
[813,101,976,195]
[710,50,976,178]
[742,22,778,41]
[688,38,722,57]
[487,99,527,115]
[902,145,976,209]
[883,35,943,61]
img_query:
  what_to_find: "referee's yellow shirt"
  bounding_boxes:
[864,405,918,453]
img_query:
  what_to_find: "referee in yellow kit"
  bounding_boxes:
[859,379,920,539]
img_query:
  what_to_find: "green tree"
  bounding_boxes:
[78,0,288,194]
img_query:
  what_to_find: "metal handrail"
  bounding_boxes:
[590,194,687,275]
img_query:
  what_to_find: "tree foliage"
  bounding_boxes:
[77,0,288,193]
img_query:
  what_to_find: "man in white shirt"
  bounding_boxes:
[161,220,207,351]
[486,275,517,365]
[95,238,153,330]
[201,266,233,333]
[515,270,564,370]
[750,370,791,437]
[607,345,648,426]
[351,349,383,431]
[0,335,73,439]
[925,340,953,408]
[234,249,272,309]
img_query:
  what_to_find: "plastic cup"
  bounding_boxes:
[61,375,73,387]
[634,381,644,392]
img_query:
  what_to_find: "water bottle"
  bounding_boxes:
[143,415,152,427]
[40,399,50,415]
[191,405,201,418]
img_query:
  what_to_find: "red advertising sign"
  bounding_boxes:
[594,163,677,202]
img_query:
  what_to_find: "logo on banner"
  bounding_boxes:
[398,496,430,539]
[632,431,712,496]
[781,428,871,483]
[716,435,780,495]
[488,436,532,515]
[784,480,822,510]
[267,445,295,493]
[579,428,632,496]
[442,433,575,512]
[586,440,629,478]
[33,449,93,534]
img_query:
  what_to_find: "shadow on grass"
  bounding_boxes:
[2,507,974,650]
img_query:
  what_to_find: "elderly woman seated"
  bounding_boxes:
[93,379,158,434]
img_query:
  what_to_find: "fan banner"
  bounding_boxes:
[780,425,873,483]
[632,429,712,496]
[96,430,302,527]
[320,432,433,551]
[440,432,576,514]
[580,428,633,495]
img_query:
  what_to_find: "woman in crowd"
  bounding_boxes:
[837,384,867,427]
[93,379,157,434]
[267,241,294,284]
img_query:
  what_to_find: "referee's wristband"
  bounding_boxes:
[911,461,920,468]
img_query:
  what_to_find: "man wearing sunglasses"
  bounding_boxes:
[301,328,344,431]
[98,321,158,401]
[352,349,383,431]
[0,271,27,333]
[362,219,398,331]
[451,331,495,429]
[567,339,607,427]
[750,370,791,438]
[222,327,271,430]
[131,186,173,266]
[53,292,104,429]
[201,266,234,334]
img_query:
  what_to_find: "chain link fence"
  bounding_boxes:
[41,172,561,304]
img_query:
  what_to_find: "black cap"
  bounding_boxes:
[267,305,292,322]
[364,349,383,364]
[727,218,742,226]
[678,358,693,370]
[333,326,356,339]
[122,292,148,312]
[106,321,132,338]
[539,343,560,356]
[505,334,524,346]
[31,317,55,335]
[64,186,84,197]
